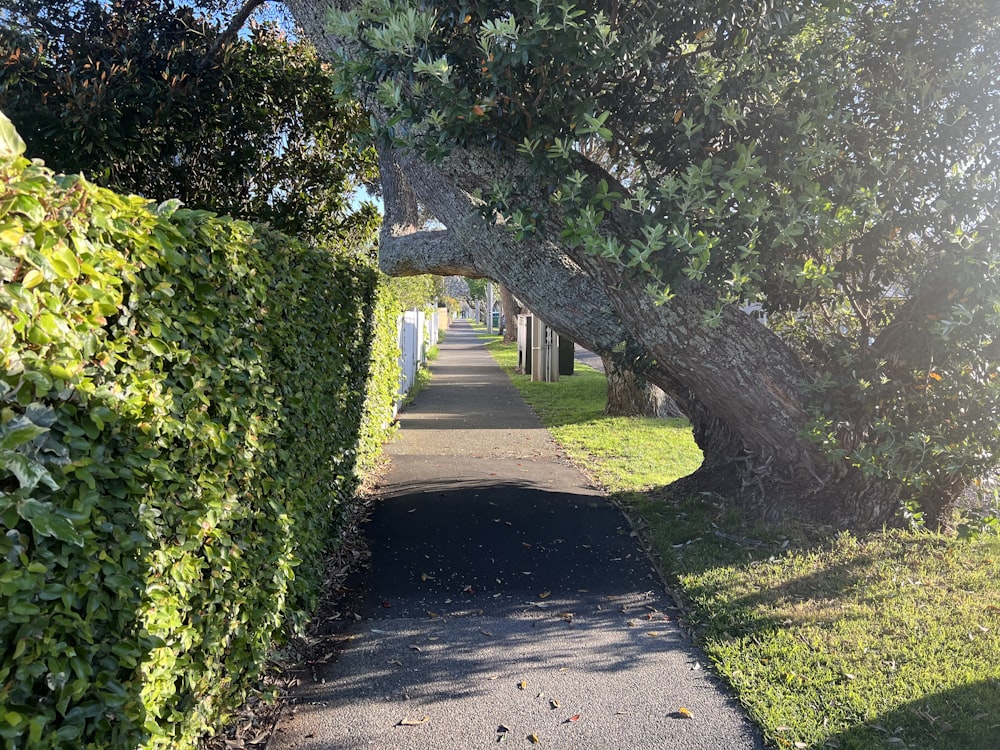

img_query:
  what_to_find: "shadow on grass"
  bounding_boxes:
[821,680,1000,750]
[624,489,1000,750]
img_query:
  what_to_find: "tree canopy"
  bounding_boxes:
[0,0,378,244]
[285,0,1000,529]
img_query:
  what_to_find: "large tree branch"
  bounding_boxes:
[380,230,483,277]
[198,0,270,70]
[378,141,482,277]
[284,0,808,441]
[390,149,636,358]
[378,140,420,235]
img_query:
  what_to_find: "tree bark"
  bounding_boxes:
[602,356,658,417]
[602,356,684,418]
[286,0,906,531]
[498,285,519,344]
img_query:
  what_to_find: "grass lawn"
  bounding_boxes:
[480,332,1000,750]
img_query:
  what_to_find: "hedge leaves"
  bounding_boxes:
[0,112,398,748]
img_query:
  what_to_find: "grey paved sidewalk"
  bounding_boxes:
[268,320,763,750]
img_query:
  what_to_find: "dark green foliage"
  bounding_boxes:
[0,116,395,748]
[0,0,378,244]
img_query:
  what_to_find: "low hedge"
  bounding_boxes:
[0,113,396,748]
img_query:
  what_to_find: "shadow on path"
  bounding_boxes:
[268,321,764,750]
[355,481,664,618]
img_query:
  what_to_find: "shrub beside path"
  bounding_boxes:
[268,320,764,749]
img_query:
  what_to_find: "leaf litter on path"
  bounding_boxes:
[396,716,429,727]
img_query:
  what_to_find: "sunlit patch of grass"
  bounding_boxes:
[483,338,1000,750]
[483,338,702,492]
[651,518,1000,750]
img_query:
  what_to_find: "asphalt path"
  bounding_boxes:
[269,320,764,750]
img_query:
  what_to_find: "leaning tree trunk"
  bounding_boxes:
[286,0,905,531]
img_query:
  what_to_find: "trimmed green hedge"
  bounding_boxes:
[0,114,397,747]
[356,279,401,476]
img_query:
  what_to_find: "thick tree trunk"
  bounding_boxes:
[602,356,684,418]
[287,0,908,531]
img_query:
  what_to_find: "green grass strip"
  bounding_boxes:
[481,335,1000,750]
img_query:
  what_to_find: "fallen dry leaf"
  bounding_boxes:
[536,691,545,699]
[426,611,438,619]
[677,707,694,719]
[550,698,561,709]
[397,716,430,726]
[518,680,528,690]
[539,591,551,599]
[527,733,540,744]
[565,714,581,723]
[420,573,434,582]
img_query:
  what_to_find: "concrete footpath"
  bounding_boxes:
[269,320,764,750]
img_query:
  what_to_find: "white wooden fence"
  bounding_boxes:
[395,308,441,413]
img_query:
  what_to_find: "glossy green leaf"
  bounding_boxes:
[21,269,45,288]
[50,244,81,279]
[1,451,59,491]
[0,111,26,160]
[17,499,84,546]
[0,422,48,450]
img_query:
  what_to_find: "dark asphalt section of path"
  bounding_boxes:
[363,481,663,617]
[269,320,765,750]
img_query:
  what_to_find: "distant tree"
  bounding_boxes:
[387,274,444,310]
[496,284,519,343]
[465,278,488,304]
[444,275,471,301]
